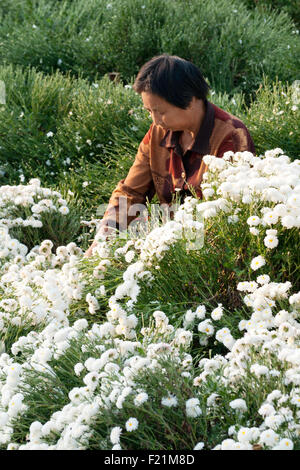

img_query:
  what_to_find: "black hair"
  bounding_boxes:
[133,54,210,109]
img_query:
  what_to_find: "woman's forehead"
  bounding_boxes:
[141,92,171,110]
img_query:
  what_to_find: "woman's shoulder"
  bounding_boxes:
[210,101,247,131]
[142,123,167,146]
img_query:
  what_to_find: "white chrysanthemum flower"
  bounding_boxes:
[247,216,261,226]
[193,442,205,450]
[161,394,178,408]
[125,250,135,263]
[264,414,285,429]
[281,215,296,229]
[7,393,24,418]
[237,427,256,444]
[58,205,69,215]
[273,438,294,450]
[223,150,234,160]
[223,334,235,350]
[250,364,269,377]
[74,363,84,376]
[237,281,248,292]
[258,403,276,417]
[238,319,247,331]
[110,426,122,444]
[266,228,278,236]
[86,293,100,314]
[259,430,279,447]
[195,305,206,319]
[250,255,266,271]
[274,310,290,326]
[134,392,149,407]
[263,211,279,225]
[7,443,20,450]
[289,292,300,306]
[278,322,297,339]
[220,439,236,450]
[215,327,231,342]
[73,319,88,332]
[198,319,214,336]
[264,235,279,249]
[174,329,193,347]
[125,417,139,432]
[266,390,282,403]
[186,398,202,418]
[211,304,223,320]
[290,396,300,407]
[193,376,202,387]
[202,187,215,199]
[184,309,196,327]
[257,274,270,285]
[153,310,168,324]
[229,399,247,412]
[206,393,219,407]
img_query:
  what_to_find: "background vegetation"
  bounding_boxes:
[0,0,299,451]
[0,0,299,218]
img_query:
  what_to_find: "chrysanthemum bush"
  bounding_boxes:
[244,79,300,161]
[0,177,83,250]
[0,149,299,450]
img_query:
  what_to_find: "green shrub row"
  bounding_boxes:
[0,65,150,185]
[242,0,300,27]
[160,0,299,97]
[242,78,300,160]
[0,0,299,96]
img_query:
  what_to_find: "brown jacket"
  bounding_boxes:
[100,100,255,232]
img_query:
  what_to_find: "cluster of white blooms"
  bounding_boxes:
[0,178,70,231]
[0,240,83,343]
[137,197,205,265]
[140,220,186,264]
[0,308,194,450]
[202,149,300,231]
[0,226,28,263]
[194,280,300,450]
[0,150,299,450]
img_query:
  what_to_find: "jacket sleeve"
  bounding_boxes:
[98,127,156,234]
[217,126,255,158]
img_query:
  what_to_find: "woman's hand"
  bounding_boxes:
[84,240,98,258]
[84,226,115,258]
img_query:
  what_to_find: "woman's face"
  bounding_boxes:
[141,92,196,132]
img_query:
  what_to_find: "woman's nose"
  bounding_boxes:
[150,111,160,126]
[152,113,162,126]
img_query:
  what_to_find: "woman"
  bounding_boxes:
[85,54,255,256]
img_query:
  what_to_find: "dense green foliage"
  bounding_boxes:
[243,0,300,27]
[0,0,299,95]
[0,0,299,451]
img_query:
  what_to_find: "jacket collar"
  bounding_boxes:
[160,100,215,155]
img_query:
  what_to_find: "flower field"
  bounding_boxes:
[0,0,299,452]
[0,149,299,450]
